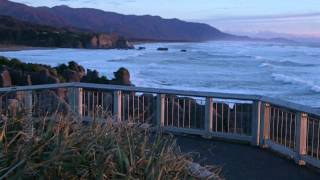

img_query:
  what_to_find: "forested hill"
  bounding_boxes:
[0,15,133,49]
[0,0,243,42]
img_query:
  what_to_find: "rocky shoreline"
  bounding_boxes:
[0,56,132,87]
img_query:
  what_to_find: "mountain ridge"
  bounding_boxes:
[0,0,242,41]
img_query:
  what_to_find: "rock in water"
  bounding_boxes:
[157,47,169,51]
[111,67,132,85]
[138,47,146,50]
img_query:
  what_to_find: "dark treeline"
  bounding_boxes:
[0,16,133,49]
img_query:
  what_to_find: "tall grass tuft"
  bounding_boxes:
[0,115,221,179]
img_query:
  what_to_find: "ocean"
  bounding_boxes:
[1,41,319,107]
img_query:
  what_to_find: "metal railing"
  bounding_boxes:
[0,82,320,169]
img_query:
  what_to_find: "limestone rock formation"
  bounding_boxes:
[111,67,132,85]
[0,56,133,87]
[89,34,134,49]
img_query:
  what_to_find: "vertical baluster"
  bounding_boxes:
[312,119,315,157]
[240,104,243,134]
[142,96,144,122]
[101,91,104,116]
[221,104,224,133]
[156,94,165,127]
[295,112,308,165]
[177,98,180,128]
[127,94,129,121]
[132,94,135,122]
[227,106,230,133]
[194,99,197,128]
[86,90,89,117]
[137,96,140,122]
[260,103,270,148]
[215,102,218,132]
[307,116,310,155]
[96,91,99,118]
[113,90,122,122]
[276,108,280,143]
[251,101,261,146]
[293,113,296,149]
[234,104,237,134]
[188,100,191,128]
[93,91,96,119]
[83,90,86,117]
[205,97,213,134]
[280,110,284,144]
[87,91,90,118]
[317,120,320,159]
[172,97,174,127]
[183,99,185,128]
[285,111,288,147]
[271,108,274,141]
[90,91,93,118]
[122,94,125,120]
[166,97,169,126]
[289,113,293,148]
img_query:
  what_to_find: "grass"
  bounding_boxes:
[0,114,221,179]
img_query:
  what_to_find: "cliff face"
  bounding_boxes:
[0,15,133,49]
[88,34,133,49]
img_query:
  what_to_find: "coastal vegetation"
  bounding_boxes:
[0,114,220,179]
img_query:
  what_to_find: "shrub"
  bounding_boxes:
[0,115,220,179]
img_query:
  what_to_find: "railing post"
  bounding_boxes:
[113,90,122,122]
[204,97,213,136]
[25,90,33,117]
[156,94,165,127]
[251,100,261,146]
[295,112,308,165]
[260,103,270,148]
[68,88,83,117]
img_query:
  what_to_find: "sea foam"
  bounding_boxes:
[272,73,320,93]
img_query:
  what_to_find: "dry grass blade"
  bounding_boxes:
[0,114,221,179]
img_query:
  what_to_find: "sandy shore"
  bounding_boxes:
[0,45,56,52]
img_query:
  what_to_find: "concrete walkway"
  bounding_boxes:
[177,136,320,180]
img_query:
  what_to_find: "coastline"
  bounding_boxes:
[0,41,175,52]
[0,45,56,52]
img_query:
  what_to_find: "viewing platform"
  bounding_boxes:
[1,82,320,178]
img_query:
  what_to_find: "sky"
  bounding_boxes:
[12,0,320,38]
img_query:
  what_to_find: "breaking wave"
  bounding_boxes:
[272,73,320,92]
